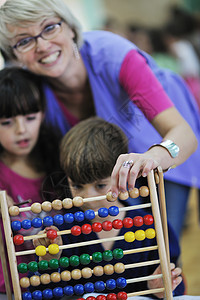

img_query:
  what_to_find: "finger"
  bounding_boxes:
[141,159,159,177]
[128,160,144,190]
[110,156,126,197]
[172,275,182,290]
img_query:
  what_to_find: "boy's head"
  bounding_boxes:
[60,117,128,186]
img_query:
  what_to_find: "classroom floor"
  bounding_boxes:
[180,188,200,296]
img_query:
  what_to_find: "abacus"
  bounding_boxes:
[0,168,173,300]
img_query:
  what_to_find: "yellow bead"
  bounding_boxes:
[118,191,129,200]
[135,230,145,241]
[9,206,20,217]
[106,191,117,202]
[31,203,42,214]
[35,245,46,256]
[48,243,59,255]
[52,199,62,210]
[63,198,73,209]
[72,196,83,207]
[124,231,135,242]
[20,277,30,288]
[145,228,156,239]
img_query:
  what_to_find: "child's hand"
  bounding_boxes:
[147,263,182,298]
[33,226,63,261]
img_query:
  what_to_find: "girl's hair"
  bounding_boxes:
[60,117,128,184]
[0,0,83,59]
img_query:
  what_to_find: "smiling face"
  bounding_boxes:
[8,17,75,78]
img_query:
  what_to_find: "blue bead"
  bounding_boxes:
[84,209,95,220]
[43,216,53,227]
[84,282,95,293]
[31,218,42,228]
[74,284,84,295]
[11,220,21,231]
[98,207,108,218]
[106,278,116,290]
[21,219,32,230]
[53,287,63,297]
[53,214,64,225]
[108,206,119,216]
[116,277,127,288]
[22,292,32,300]
[64,213,74,223]
[43,289,53,299]
[63,285,74,296]
[32,290,43,300]
[74,211,85,222]
[94,281,105,292]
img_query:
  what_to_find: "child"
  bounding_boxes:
[34,117,184,299]
[0,66,62,297]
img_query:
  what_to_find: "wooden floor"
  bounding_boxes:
[180,188,200,296]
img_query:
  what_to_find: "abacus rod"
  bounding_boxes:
[127,273,163,284]
[125,259,160,269]
[83,195,107,202]
[23,229,71,241]
[124,245,158,255]
[128,287,165,297]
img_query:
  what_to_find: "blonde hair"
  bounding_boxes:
[0,0,83,59]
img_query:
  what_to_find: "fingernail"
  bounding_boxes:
[112,192,117,199]
[143,173,147,177]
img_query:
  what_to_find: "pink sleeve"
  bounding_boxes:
[119,49,174,121]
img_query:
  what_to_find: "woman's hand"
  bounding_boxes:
[147,263,182,298]
[33,226,63,261]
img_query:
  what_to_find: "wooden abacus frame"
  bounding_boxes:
[0,168,173,300]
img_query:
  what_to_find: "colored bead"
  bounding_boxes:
[145,228,156,239]
[129,187,139,198]
[133,216,144,227]
[64,213,74,223]
[63,285,74,296]
[43,216,53,227]
[71,269,82,280]
[112,219,123,229]
[47,229,57,240]
[30,275,40,287]
[51,272,61,283]
[144,214,154,225]
[84,282,95,293]
[11,220,21,231]
[48,243,59,255]
[106,191,117,202]
[35,245,46,256]
[28,261,38,272]
[106,278,116,290]
[31,217,42,228]
[49,258,59,269]
[52,199,62,210]
[53,287,63,297]
[114,262,125,274]
[93,266,104,277]
[113,248,124,259]
[80,253,90,265]
[59,256,69,268]
[14,234,24,245]
[61,270,71,281]
[22,292,32,300]
[74,284,84,295]
[69,255,80,266]
[53,214,64,225]
[135,230,145,241]
[74,211,85,222]
[86,297,96,300]
[20,277,30,289]
[108,206,119,216]
[62,198,73,209]
[139,186,149,197]
[18,263,28,273]
[41,201,52,212]
[9,206,19,217]
[97,296,107,300]
[117,291,128,300]
[123,217,133,228]
[116,277,127,288]
[104,264,114,275]
[98,207,108,218]
[38,260,49,271]
[84,209,95,220]
[32,290,43,300]
[92,222,102,232]
[94,280,105,292]
[118,191,129,200]
[103,250,113,261]
[71,225,82,236]
[124,231,135,242]
[92,251,103,263]
[21,219,32,230]
[102,221,112,231]
[81,223,92,234]
[31,203,42,214]
[73,196,84,207]
[107,293,117,300]
[82,267,93,279]
[40,274,51,285]
[43,289,53,299]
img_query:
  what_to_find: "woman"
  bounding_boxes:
[0,0,198,231]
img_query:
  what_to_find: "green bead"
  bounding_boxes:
[49,258,59,269]
[59,257,69,268]
[38,260,49,271]
[103,250,113,261]
[17,263,28,273]
[80,253,90,265]
[113,248,124,259]
[69,255,80,266]
[28,261,38,272]
[92,252,103,263]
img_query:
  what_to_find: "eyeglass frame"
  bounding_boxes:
[12,20,63,53]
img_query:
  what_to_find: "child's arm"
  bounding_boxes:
[147,263,182,298]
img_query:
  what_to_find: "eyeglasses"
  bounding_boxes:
[12,21,63,53]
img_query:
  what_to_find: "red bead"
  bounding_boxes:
[122,217,133,228]
[81,224,92,234]
[13,234,24,245]
[47,229,57,240]
[71,225,82,236]
[112,219,123,229]
[102,221,112,231]
[133,216,144,227]
[77,298,85,300]
[107,294,117,300]
[86,297,96,300]
[92,222,102,232]
[117,291,127,300]
[144,214,154,225]
[97,296,107,300]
